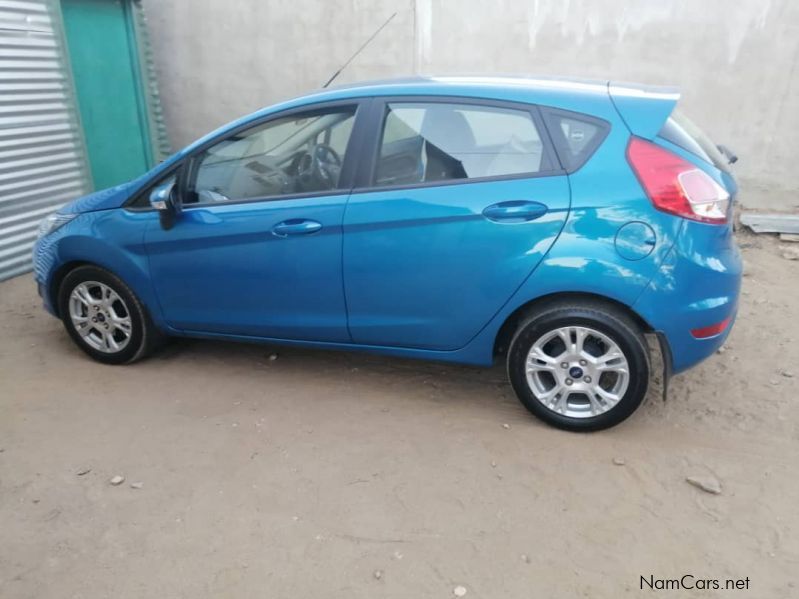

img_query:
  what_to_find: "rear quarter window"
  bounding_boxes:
[540,107,610,172]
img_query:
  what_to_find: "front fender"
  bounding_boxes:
[35,210,165,329]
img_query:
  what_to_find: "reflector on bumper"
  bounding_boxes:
[690,317,732,339]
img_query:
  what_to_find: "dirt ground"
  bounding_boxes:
[0,229,797,598]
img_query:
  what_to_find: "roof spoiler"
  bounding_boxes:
[608,82,680,139]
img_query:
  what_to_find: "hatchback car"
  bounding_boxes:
[33,76,741,431]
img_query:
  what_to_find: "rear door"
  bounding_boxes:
[342,97,571,350]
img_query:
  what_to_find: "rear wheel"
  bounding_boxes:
[58,265,161,364]
[507,300,650,431]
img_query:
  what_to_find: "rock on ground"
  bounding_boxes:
[686,475,722,495]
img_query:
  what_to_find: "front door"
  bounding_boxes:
[144,103,361,341]
[343,99,571,350]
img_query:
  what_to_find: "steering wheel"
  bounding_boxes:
[297,143,342,190]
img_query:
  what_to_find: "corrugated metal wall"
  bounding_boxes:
[0,0,91,281]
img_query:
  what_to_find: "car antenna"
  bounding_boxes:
[322,12,398,89]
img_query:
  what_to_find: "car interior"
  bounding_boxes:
[185,110,356,204]
[376,104,545,186]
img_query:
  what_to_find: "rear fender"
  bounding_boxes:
[453,104,684,366]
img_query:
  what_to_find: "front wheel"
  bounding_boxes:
[58,265,162,364]
[507,300,650,431]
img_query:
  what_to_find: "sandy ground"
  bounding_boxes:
[0,230,797,598]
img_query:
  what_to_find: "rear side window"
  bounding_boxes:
[541,108,610,172]
[374,102,551,187]
[659,109,730,173]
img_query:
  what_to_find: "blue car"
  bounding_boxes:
[33,77,741,431]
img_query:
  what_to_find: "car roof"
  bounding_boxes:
[300,75,613,104]
[246,75,675,122]
[326,75,609,95]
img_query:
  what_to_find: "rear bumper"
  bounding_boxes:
[634,221,741,373]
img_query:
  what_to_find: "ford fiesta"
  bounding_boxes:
[33,77,741,431]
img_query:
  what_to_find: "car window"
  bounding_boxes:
[375,102,546,187]
[541,108,609,172]
[129,170,178,209]
[186,106,357,204]
[558,118,600,158]
[326,115,354,157]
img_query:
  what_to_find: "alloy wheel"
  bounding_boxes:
[68,281,133,353]
[525,325,630,418]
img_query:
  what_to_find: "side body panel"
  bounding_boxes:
[342,175,571,350]
[521,104,684,307]
[143,196,351,341]
[634,219,741,373]
[139,99,370,342]
[632,137,742,373]
[432,98,685,365]
[33,209,160,322]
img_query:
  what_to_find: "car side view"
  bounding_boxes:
[33,76,741,431]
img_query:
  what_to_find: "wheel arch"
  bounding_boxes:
[49,259,163,332]
[49,260,92,318]
[493,291,654,357]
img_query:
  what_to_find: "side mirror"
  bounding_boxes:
[149,181,179,230]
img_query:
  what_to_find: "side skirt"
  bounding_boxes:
[168,327,495,367]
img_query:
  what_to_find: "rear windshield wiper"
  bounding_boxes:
[718,144,738,164]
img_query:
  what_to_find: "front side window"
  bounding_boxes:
[186,106,357,204]
[130,171,177,209]
[375,102,546,187]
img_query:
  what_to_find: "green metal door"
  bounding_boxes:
[61,0,152,189]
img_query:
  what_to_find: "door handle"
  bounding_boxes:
[272,219,323,237]
[482,200,548,223]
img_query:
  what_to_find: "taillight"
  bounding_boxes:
[626,137,730,224]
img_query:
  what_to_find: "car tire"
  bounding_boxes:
[507,299,650,432]
[58,265,163,365]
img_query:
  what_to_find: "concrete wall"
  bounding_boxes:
[142,0,799,209]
